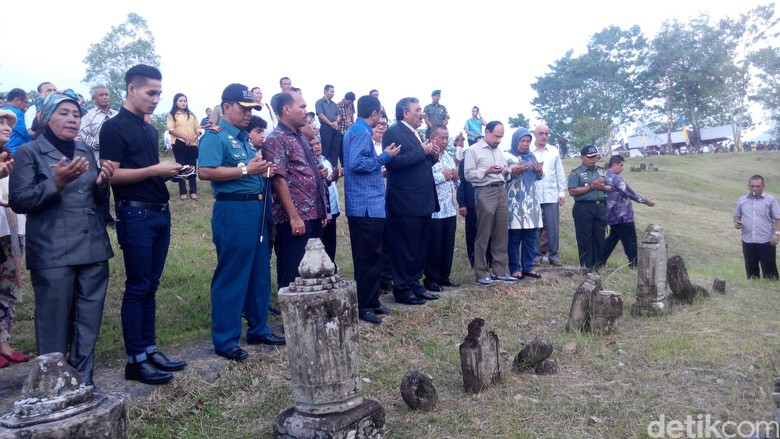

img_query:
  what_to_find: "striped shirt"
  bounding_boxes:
[734,192,780,243]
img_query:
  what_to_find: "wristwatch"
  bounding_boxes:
[238,162,248,178]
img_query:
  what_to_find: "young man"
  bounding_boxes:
[100,64,186,385]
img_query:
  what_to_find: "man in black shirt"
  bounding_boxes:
[99,64,185,385]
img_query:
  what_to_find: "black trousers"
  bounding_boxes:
[464,207,492,268]
[388,215,430,299]
[274,219,324,289]
[380,220,392,283]
[425,216,456,284]
[599,222,638,268]
[322,213,339,265]
[742,241,778,279]
[347,216,386,310]
[320,124,342,168]
[172,140,198,195]
[572,201,606,270]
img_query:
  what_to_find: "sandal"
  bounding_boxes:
[1,350,29,363]
[190,193,199,200]
[180,194,188,201]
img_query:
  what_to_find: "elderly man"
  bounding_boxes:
[464,121,520,286]
[344,95,400,324]
[265,91,329,290]
[79,85,119,226]
[531,124,567,266]
[597,155,655,269]
[199,84,285,362]
[383,97,440,305]
[423,90,449,138]
[568,145,612,273]
[734,175,780,279]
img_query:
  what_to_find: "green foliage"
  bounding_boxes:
[148,113,168,152]
[82,12,161,106]
[570,116,611,150]
[508,112,531,129]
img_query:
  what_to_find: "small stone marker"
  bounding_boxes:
[632,224,672,316]
[667,255,709,304]
[400,370,437,411]
[591,290,624,334]
[566,273,601,332]
[713,277,726,294]
[513,337,554,373]
[0,352,127,438]
[459,318,501,394]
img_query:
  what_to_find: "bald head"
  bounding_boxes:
[534,124,549,149]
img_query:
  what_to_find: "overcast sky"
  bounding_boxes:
[1,0,770,142]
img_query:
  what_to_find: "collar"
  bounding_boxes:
[119,106,146,123]
[217,119,246,140]
[400,120,418,134]
[354,118,373,134]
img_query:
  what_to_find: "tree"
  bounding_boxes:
[82,13,161,105]
[531,26,648,144]
[148,114,168,152]
[508,113,531,129]
[569,116,611,151]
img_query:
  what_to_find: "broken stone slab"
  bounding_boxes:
[713,277,726,294]
[632,224,672,316]
[400,370,437,411]
[22,353,83,400]
[459,318,500,394]
[566,273,601,332]
[667,255,709,304]
[513,337,554,372]
[591,290,624,334]
[273,399,385,439]
[534,359,559,375]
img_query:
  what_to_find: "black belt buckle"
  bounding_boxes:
[119,200,169,211]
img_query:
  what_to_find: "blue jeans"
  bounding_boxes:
[115,202,171,359]
[508,228,538,274]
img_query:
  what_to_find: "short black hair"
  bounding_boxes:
[37,82,54,93]
[357,95,381,119]
[324,84,334,93]
[248,115,267,132]
[749,175,764,184]
[124,64,162,92]
[607,155,625,168]
[279,76,290,86]
[485,121,503,133]
[395,97,419,122]
[6,88,27,102]
[272,91,295,116]
[430,124,447,138]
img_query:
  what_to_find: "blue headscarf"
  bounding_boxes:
[508,127,538,188]
[38,89,86,126]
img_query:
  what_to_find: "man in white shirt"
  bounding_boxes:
[79,85,118,227]
[531,124,567,266]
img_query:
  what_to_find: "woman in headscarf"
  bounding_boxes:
[9,90,115,385]
[0,109,26,368]
[505,127,544,280]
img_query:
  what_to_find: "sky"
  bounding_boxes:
[0,0,771,143]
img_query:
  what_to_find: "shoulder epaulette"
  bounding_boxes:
[208,126,222,133]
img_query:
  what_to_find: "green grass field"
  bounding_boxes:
[8,151,780,438]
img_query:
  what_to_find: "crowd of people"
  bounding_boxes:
[0,65,777,390]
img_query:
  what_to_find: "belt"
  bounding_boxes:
[576,200,603,205]
[484,183,503,188]
[215,193,265,201]
[117,200,170,211]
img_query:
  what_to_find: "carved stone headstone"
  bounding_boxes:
[459,318,500,394]
[273,238,384,439]
[632,224,672,316]
[774,375,780,426]
[0,353,126,438]
[566,273,601,332]
[713,277,726,294]
[400,370,437,411]
[513,337,553,372]
[667,255,709,304]
[591,290,624,334]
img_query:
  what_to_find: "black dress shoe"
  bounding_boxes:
[523,271,542,279]
[147,351,187,372]
[358,309,383,324]
[395,295,426,305]
[125,360,174,385]
[440,279,460,287]
[424,281,443,292]
[374,304,392,315]
[415,291,440,300]
[247,334,286,346]
[215,346,249,361]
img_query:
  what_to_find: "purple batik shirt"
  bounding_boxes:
[605,169,649,225]
[263,122,327,224]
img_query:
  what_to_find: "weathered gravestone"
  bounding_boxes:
[273,239,385,439]
[591,291,624,334]
[566,273,623,334]
[713,277,726,294]
[0,352,127,438]
[513,337,558,374]
[667,255,709,304]
[632,224,672,316]
[400,370,437,411]
[459,318,501,394]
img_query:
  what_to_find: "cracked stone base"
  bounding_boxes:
[631,299,672,317]
[273,398,385,439]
